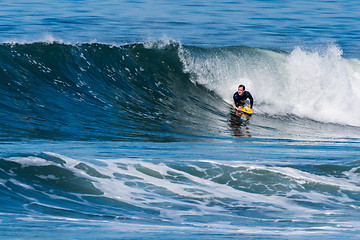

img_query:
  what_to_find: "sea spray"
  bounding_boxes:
[178,44,360,126]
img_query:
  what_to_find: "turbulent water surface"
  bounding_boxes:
[1,1,360,239]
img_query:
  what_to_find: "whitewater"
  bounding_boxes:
[1,0,360,239]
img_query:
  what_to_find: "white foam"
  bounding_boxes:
[143,36,179,49]
[179,44,360,126]
[6,156,56,167]
[6,152,360,233]
[282,46,360,125]
[46,155,324,223]
[2,33,65,45]
[268,165,360,192]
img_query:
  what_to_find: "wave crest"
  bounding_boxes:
[179,44,360,126]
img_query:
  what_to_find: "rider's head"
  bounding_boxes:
[238,85,245,95]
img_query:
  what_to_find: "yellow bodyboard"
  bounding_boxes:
[240,106,253,115]
[234,104,253,116]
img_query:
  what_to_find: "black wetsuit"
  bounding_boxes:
[233,91,253,108]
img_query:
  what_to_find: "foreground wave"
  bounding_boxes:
[1,150,360,236]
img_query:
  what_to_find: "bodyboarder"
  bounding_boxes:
[233,84,253,111]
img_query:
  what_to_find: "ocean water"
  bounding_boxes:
[1,0,360,239]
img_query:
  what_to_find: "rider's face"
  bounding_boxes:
[238,87,244,96]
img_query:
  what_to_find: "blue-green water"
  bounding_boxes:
[1,1,360,239]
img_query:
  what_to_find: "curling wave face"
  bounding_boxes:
[0,41,230,141]
[0,40,360,142]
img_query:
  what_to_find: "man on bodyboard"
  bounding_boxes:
[233,84,254,116]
